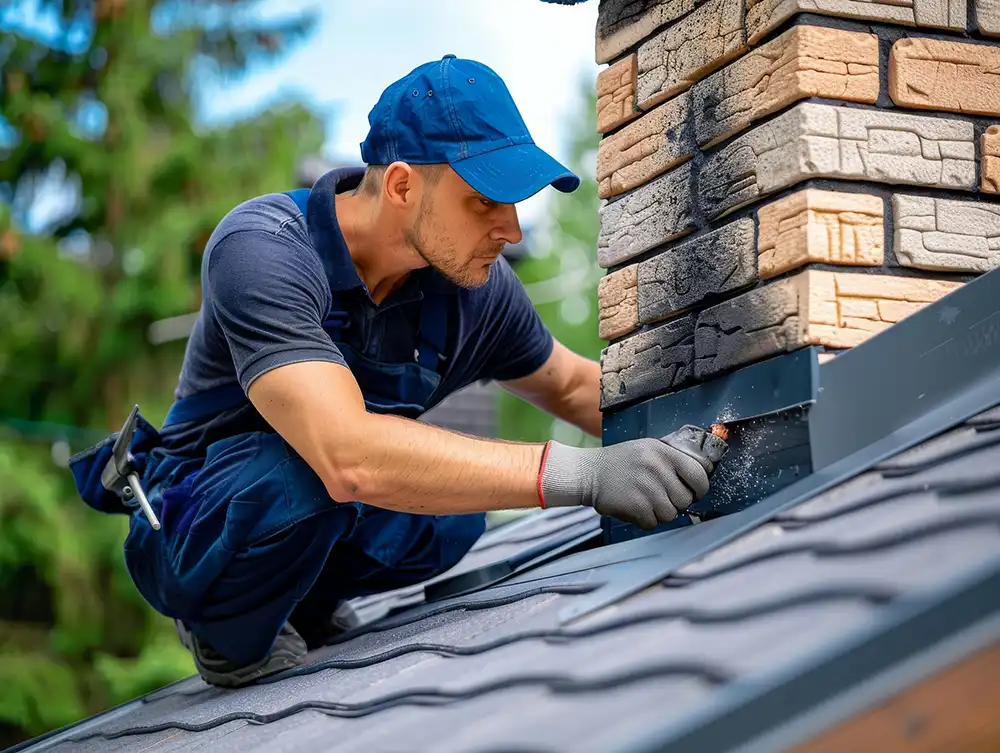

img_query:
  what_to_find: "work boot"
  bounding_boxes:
[291,600,363,650]
[174,619,307,688]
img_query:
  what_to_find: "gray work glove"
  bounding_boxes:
[539,425,729,530]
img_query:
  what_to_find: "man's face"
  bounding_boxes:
[403,168,523,288]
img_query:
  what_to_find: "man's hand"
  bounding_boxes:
[538,425,729,530]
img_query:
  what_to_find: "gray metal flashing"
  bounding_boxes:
[809,266,1000,469]
[600,347,819,542]
[559,265,1000,624]
[602,347,819,445]
[560,374,1000,624]
[629,555,1000,753]
[423,528,601,602]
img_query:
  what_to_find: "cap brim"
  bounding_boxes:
[451,143,581,204]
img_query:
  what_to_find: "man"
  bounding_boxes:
[70,55,727,688]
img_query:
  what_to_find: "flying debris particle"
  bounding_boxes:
[706,418,769,510]
[716,404,738,423]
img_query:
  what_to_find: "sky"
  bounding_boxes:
[197,0,601,228]
[1,0,601,233]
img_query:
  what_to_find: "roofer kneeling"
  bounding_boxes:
[69,56,728,688]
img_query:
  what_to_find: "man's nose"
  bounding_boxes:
[490,204,522,245]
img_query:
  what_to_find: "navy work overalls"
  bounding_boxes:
[69,188,485,665]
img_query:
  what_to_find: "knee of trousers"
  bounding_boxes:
[123,431,356,623]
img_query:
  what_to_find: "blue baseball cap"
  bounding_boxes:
[360,55,581,204]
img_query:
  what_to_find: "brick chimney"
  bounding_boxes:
[593,0,1000,539]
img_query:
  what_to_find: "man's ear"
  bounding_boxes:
[383,162,418,210]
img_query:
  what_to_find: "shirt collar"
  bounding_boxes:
[304,166,366,292]
[305,165,461,300]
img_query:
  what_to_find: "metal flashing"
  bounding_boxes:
[601,347,820,543]
[809,268,1000,470]
[604,407,813,544]
[629,555,1000,753]
[602,347,820,445]
[561,375,1000,624]
[560,266,1000,624]
[423,527,601,602]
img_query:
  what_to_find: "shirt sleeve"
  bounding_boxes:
[205,228,347,392]
[477,256,554,382]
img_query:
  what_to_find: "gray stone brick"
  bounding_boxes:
[637,218,757,323]
[747,0,966,45]
[598,162,695,268]
[600,314,696,409]
[694,277,802,379]
[894,195,1000,273]
[636,0,746,110]
[596,0,697,65]
[698,103,976,220]
[979,0,1000,35]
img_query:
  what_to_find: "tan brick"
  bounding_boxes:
[978,0,1000,35]
[838,297,879,319]
[747,0,967,44]
[757,189,884,279]
[889,39,1000,117]
[984,126,1000,194]
[596,0,696,65]
[597,56,639,134]
[877,299,928,322]
[637,0,747,110]
[693,26,879,148]
[597,93,694,199]
[694,270,960,376]
[598,265,640,340]
[831,272,959,302]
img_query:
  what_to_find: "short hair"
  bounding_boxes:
[355,163,446,197]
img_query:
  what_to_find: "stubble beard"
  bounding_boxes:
[405,201,496,289]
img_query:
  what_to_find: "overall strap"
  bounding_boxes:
[162,382,248,428]
[416,293,449,372]
[284,188,310,216]
[287,185,449,373]
[322,291,350,341]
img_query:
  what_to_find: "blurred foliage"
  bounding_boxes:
[498,75,601,447]
[0,0,324,745]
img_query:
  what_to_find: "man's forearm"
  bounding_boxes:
[250,360,549,517]
[327,412,546,515]
[569,378,603,438]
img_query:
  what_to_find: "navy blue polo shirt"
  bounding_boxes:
[161,166,554,456]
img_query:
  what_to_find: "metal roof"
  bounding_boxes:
[12,402,1000,752]
[11,250,1000,753]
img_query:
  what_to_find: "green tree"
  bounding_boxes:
[497,73,602,447]
[0,1,324,744]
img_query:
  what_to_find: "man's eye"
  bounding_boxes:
[479,198,495,208]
